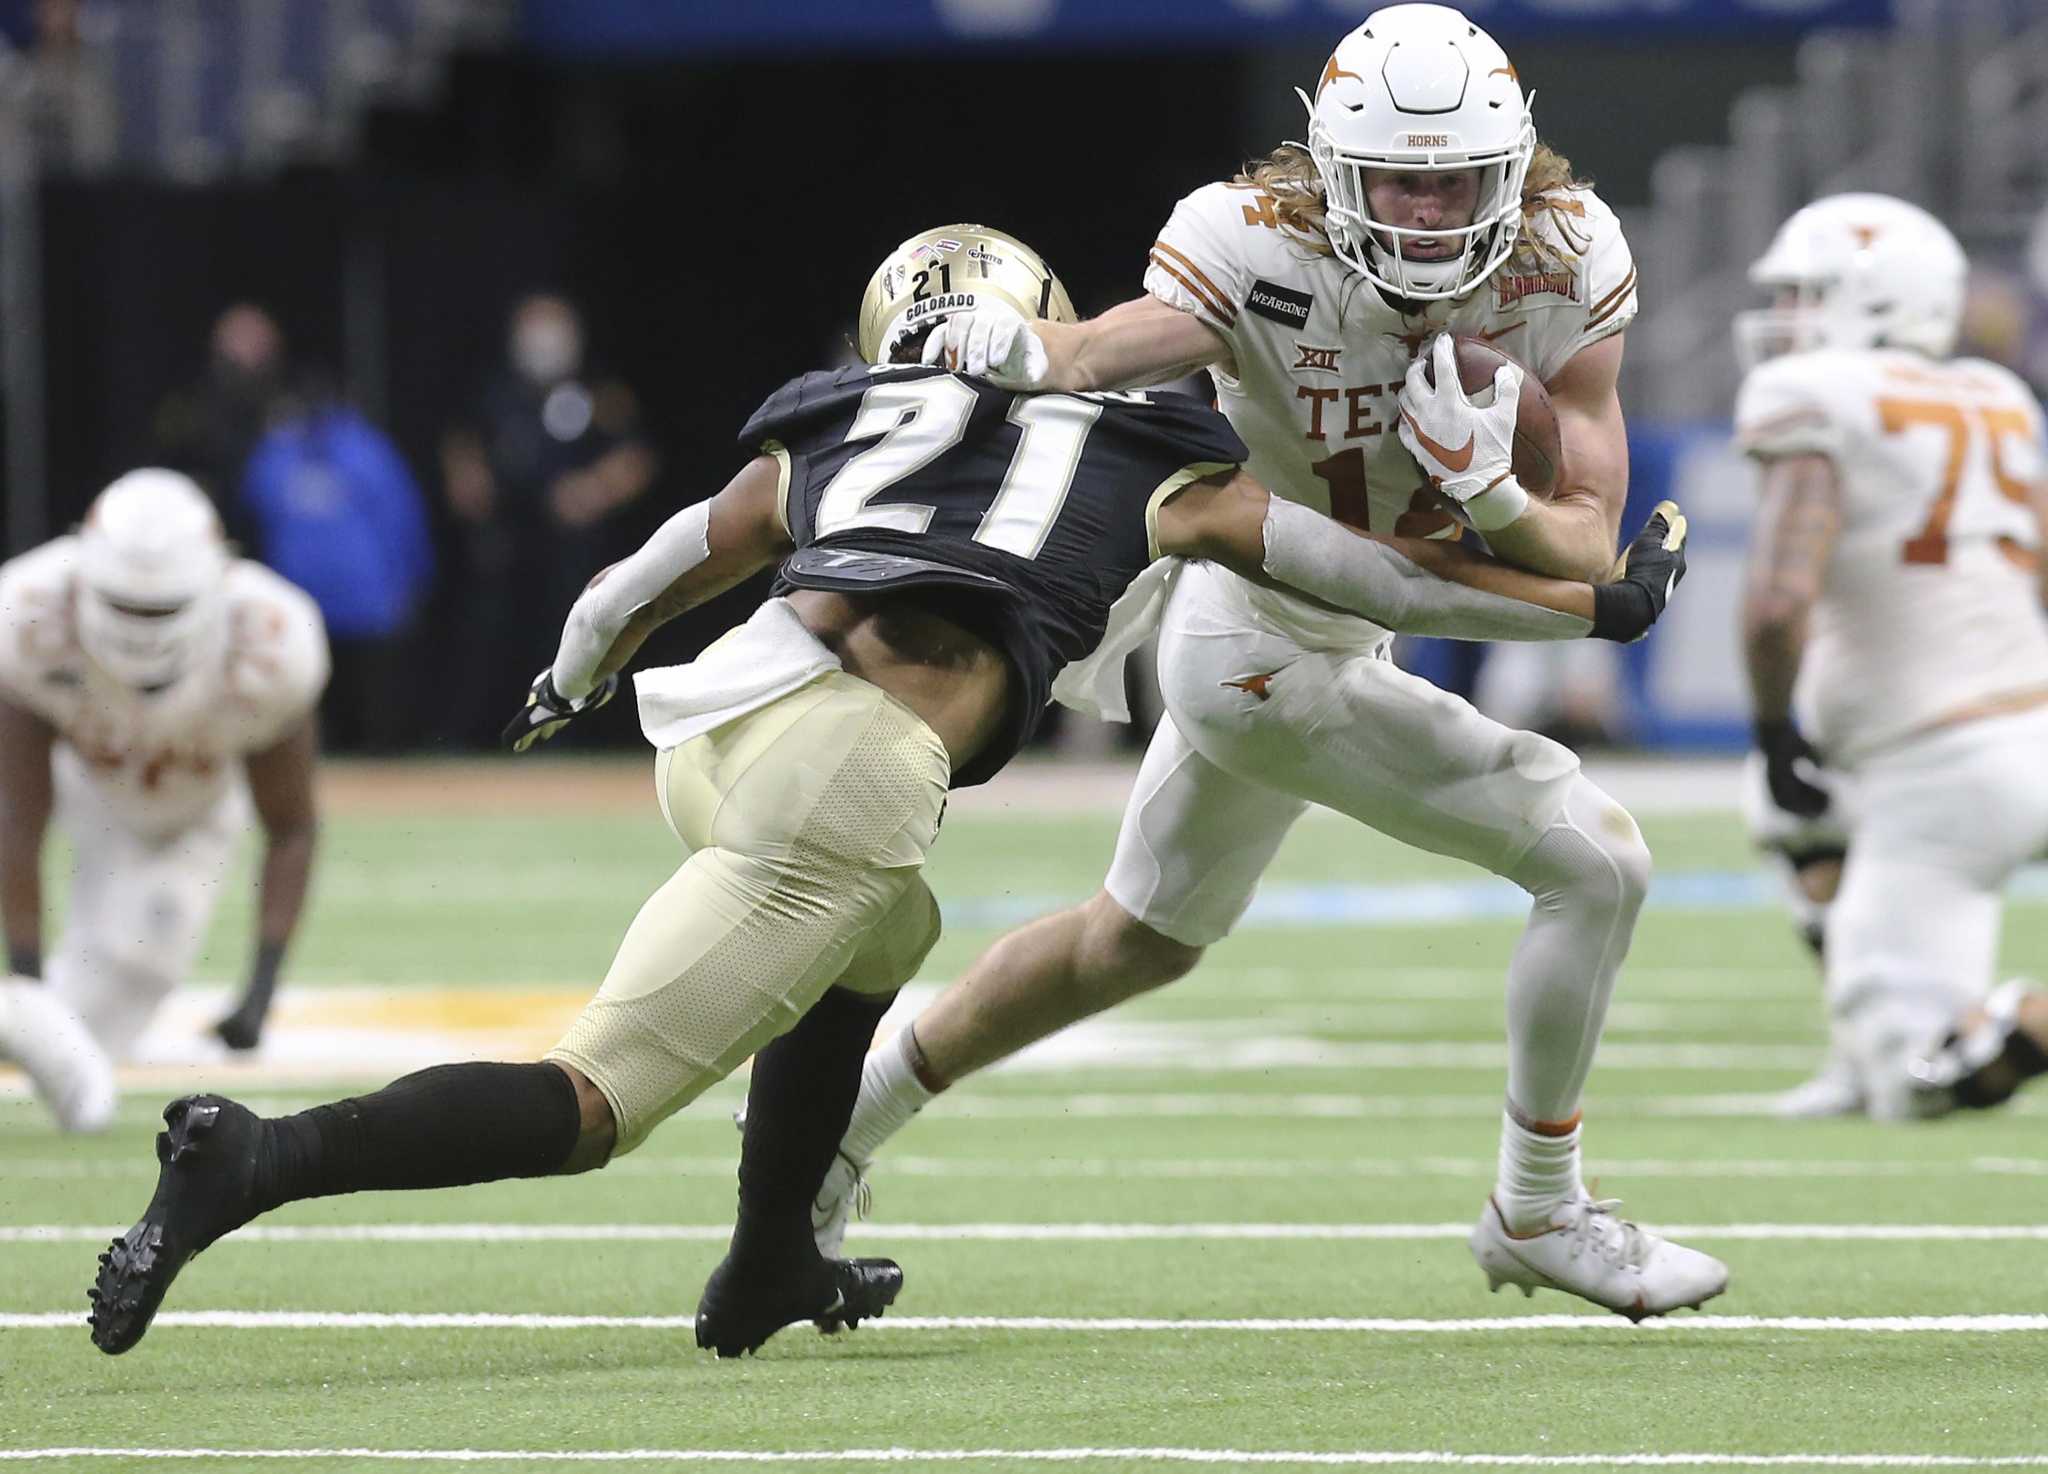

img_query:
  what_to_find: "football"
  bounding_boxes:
[1419,334,1563,494]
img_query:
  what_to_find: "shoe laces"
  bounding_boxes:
[1557,1194,1649,1270]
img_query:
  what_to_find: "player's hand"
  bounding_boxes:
[919,303,1049,389]
[1397,334,1521,509]
[212,999,267,1052]
[501,670,618,753]
[1591,500,1689,642]
[1754,719,1832,819]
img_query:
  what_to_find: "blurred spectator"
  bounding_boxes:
[15,0,117,176]
[437,293,656,746]
[153,304,297,539]
[240,376,435,753]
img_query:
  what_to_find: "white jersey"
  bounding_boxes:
[1142,179,1638,651]
[0,538,330,838]
[1735,347,2048,767]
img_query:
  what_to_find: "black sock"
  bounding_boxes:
[731,986,897,1269]
[257,1061,582,1212]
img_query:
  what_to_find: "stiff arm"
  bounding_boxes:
[1158,468,1677,643]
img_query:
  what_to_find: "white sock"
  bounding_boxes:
[1493,1111,1583,1235]
[839,1025,936,1167]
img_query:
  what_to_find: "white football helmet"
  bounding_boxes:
[1296,3,1535,301]
[74,469,230,690]
[1735,193,1968,369]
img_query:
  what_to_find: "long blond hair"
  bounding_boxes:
[1233,142,1587,258]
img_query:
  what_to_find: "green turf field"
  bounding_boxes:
[4,760,2046,1472]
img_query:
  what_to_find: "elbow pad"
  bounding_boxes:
[1261,496,1588,642]
[549,500,711,700]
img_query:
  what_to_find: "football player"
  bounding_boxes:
[0,470,327,1132]
[1735,193,2048,1120]
[805,2,1728,1322]
[86,223,1687,1359]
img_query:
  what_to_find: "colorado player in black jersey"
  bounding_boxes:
[87,225,1686,1362]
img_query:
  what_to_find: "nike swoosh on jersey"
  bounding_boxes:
[1399,409,1475,473]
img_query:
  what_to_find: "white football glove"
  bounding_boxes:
[1396,334,1529,532]
[918,302,1050,389]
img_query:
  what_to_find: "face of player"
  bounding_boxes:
[1362,168,1482,261]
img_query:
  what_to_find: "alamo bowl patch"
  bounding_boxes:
[1493,265,1581,311]
[1246,279,1313,328]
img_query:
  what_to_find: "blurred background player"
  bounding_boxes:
[84,223,1687,1360]
[1735,194,2048,1121]
[0,469,328,1132]
[821,3,1727,1322]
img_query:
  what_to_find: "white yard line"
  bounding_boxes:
[7,1091,2042,1124]
[7,1222,2047,1245]
[4,1450,2048,1469]
[15,1154,2046,1183]
[5,1452,2048,1469]
[6,1311,2048,1335]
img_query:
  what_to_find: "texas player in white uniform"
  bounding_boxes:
[814,4,1728,1321]
[1735,194,2048,1121]
[0,469,327,1131]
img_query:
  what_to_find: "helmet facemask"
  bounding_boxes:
[1307,113,1536,302]
[74,469,231,693]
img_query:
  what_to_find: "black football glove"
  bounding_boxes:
[1590,499,1689,642]
[213,940,284,1052]
[1754,718,1832,819]
[502,670,618,753]
[212,998,267,1052]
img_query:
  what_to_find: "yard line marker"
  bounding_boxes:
[9,1222,2048,1246]
[22,1154,2041,1183]
[5,1450,2048,1468]
[6,1312,2048,1335]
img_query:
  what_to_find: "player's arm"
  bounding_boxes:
[0,695,53,977]
[504,455,793,750]
[215,714,319,1051]
[1039,297,1234,392]
[1156,468,1685,643]
[1742,451,1843,817]
[1473,335,1630,582]
[925,295,1233,393]
[2030,466,2048,612]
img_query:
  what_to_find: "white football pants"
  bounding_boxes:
[1825,704,2048,1019]
[45,747,246,1060]
[1104,564,1651,1124]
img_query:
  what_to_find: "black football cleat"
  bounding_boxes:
[694,1251,903,1358]
[88,1094,265,1355]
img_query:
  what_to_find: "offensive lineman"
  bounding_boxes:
[86,224,1687,1358]
[790,3,1729,1321]
[0,470,327,1132]
[1736,193,2048,1120]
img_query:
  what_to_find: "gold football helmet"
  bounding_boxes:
[857,224,1077,365]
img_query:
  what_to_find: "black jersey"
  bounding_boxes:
[740,363,1247,787]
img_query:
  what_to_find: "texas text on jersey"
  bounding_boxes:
[1142,178,1637,651]
[0,542,329,835]
[740,362,1248,785]
[1735,346,2048,765]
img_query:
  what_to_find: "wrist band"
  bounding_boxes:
[1461,474,1531,533]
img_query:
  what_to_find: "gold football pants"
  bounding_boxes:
[547,671,949,1155]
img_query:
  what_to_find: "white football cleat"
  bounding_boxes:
[0,976,118,1133]
[1772,1044,1866,1119]
[1469,1193,1729,1322]
[811,1148,872,1259]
